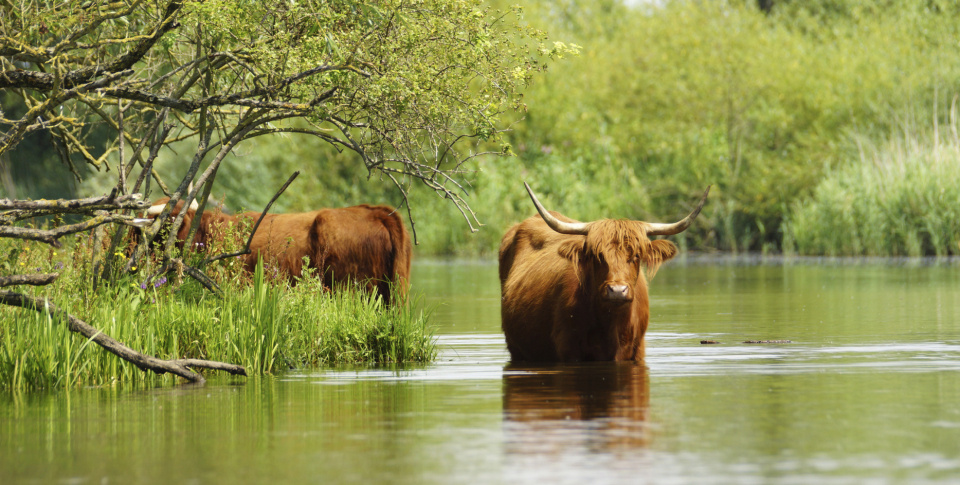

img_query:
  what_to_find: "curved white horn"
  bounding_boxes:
[646,186,711,236]
[524,182,591,235]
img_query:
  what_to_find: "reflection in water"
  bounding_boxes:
[502,362,651,452]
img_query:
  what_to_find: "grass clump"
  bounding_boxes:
[785,109,960,257]
[0,242,436,392]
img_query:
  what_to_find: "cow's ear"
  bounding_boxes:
[643,239,678,279]
[557,239,584,262]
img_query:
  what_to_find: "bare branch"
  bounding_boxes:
[0,212,151,248]
[0,273,60,287]
[0,69,135,157]
[0,193,148,211]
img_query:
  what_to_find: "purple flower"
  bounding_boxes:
[154,276,168,288]
[140,282,148,290]
[54,262,64,270]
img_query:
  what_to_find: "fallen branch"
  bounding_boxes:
[0,273,60,287]
[0,212,152,248]
[0,192,148,211]
[0,290,246,384]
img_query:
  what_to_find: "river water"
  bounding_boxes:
[2,257,960,484]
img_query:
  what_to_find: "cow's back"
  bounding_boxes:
[242,211,318,278]
[308,204,410,304]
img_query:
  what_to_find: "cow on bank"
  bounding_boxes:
[143,198,412,305]
[498,183,709,362]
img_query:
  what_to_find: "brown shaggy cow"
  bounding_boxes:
[144,198,411,305]
[498,183,709,362]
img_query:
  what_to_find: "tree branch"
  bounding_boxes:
[0,193,148,211]
[0,1,183,90]
[0,273,60,288]
[0,212,151,248]
[202,171,300,266]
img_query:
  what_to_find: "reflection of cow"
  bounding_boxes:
[499,183,709,362]
[502,362,651,451]
[144,198,412,304]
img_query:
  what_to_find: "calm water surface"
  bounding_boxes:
[2,257,960,484]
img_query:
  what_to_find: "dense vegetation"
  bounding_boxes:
[0,237,435,392]
[4,0,960,390]
[0,0,559,389]
[72,0,960,257]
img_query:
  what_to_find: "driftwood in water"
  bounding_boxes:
[699,339,794,345]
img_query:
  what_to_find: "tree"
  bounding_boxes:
[0,0,574,382]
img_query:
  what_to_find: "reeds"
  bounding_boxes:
[785,104,960,257]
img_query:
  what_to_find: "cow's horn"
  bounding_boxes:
[524,182,591,235]
[186,181,199,211]
[646,186,711,236]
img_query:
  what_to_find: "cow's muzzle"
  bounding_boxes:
[603,284,633,303]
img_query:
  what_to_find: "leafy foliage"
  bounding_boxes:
[1,0,575,222]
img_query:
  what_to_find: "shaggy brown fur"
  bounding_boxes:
[143,198,411,305]
[499,212,679,362]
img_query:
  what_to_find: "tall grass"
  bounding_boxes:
[0,248,437,392]
[784,107,960,257]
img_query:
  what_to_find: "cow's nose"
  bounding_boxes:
[604,284,632,302]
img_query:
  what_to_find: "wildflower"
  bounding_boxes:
[54,262,64,270]
[140,282,148,290]
[154,276,168,288]
[131,266,138,271]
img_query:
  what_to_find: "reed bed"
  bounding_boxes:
[785,112,960,257]
[0,245,436,392]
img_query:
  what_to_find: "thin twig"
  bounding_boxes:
[203,171,300,266]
